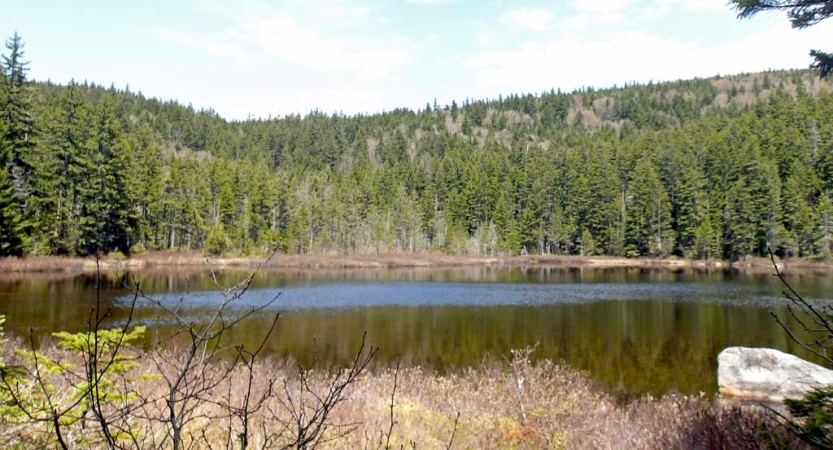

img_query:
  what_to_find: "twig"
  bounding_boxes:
[384,361,400,450]
[445,412,461,450]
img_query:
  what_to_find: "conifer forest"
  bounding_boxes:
[2,34,833,261]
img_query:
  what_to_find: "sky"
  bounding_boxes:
[3,0,832,120]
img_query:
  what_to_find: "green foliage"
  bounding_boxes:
[4,33,833,261]
[0,36,28,256]
[1,325,147,446]
[626,158,674,256]
[0,160,24,255]
[204,222,232,255]
[1,33,35,193]
[0,313,25,419]
[784,384,833,447]
[811,50,833,79]
[52,326,145,355]
[51,327,146,404]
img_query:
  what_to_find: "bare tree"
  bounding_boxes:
[768,251,833,365]
[133,257,281,450]
[266,332,378,450]
[0,250,402,450]
[766,250,833,448]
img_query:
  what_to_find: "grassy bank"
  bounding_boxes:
[0,338,805,450]
[5,250,832,275]
[0,251,739,274]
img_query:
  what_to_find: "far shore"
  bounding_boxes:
[0,251,829,275]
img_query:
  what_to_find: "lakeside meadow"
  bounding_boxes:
[0,331,811,450]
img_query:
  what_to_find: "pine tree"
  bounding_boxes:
[694,213,719,260]
[0,117,24,255]
[91,96,139,254]
[625,157,674,256]
[492,186,519,254]
[132,128,163,251]
[675,165,709,257]
[30,81,88,254]
[814,193,833,258]
[782,159,818,256]
[1,33,35,206]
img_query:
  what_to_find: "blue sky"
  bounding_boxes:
[4,0,832,120]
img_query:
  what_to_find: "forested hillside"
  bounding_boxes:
[2,35,833,260]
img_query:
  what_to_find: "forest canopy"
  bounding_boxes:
[1,34,833,261]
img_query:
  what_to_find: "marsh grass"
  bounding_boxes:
[0,251,730,275]
[0,338,807,450]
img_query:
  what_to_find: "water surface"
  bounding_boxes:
[1,266,830,397]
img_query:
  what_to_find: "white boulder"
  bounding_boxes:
[718,347,833,402]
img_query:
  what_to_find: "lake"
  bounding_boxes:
[1,266,830,398]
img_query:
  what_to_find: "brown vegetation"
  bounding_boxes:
[0,251,737,275]
[0,339,807,450]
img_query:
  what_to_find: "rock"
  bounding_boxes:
[718,347,833,402]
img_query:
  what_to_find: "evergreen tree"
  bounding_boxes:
[0,33,35,206]
[675,165,709,258]
[625,157,674,256]
[89,96,139,254]
[0,118,24,255]
[0,34,827,260]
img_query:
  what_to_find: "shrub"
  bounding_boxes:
[204,223,232,256]
[129,242,147,256]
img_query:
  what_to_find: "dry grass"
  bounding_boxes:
[0,341,806,450]
[0,251,737,275]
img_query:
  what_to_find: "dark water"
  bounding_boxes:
[1,266,831,397]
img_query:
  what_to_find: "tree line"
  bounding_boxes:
[1,34,833,260]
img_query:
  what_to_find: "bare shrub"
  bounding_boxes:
[1,334,811,450]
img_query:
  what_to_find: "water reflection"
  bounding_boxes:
[0,266,829,397]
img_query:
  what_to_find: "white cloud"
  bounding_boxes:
[670,0,729,11]
[150,28,252,64]
[499,8,555,32]
[574,0,632,13]
[135,0,823,121]
[563,11,626,30]
[234,11,410,80]
[641,0,731,19]
[478,31,497,47]
[464,20,833,94]
[404,0,454,4]
[561,0,631,29]
[315,2,373,28]
[152,6,411,81]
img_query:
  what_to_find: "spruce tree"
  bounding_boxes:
[625,157,673,257]
[1,33,35,205]
[0,117,24,255]
[92,96,138,254]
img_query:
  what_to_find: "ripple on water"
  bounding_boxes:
[121,280,831,312]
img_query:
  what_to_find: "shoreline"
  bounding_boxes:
[0,251,826,275]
